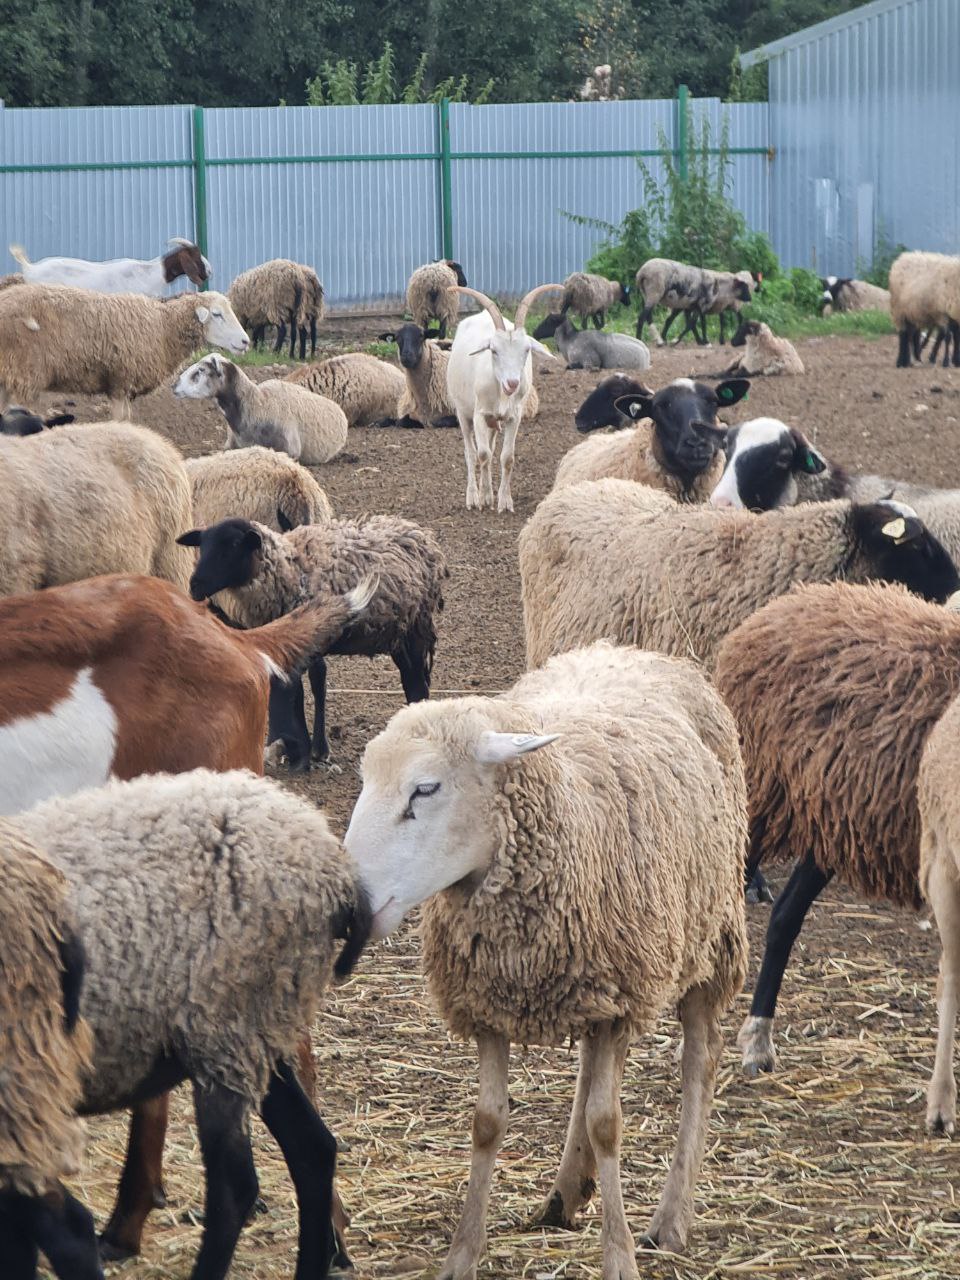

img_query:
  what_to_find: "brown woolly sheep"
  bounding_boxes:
[559,270,629,329]
[227,259,323,360]
[406,259,467,337]
[889,250,960,368]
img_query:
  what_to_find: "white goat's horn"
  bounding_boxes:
[450,286,506,331]
[514,283,564,329]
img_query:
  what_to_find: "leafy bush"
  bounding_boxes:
[305,42,493,106]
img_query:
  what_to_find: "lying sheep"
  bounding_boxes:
[520,480,960,672]
[285,353,404,428]
[0,285,248,419]
[345,642,748,1270]
[554,377,749,500]
[0,422,192,596]
[819,276,891,314]
[0,827,99,1280]
[186,447,333,534]
[10,238,210,296]
[573,372,653,432]
[174,354,347,465]
[14,768,370,1280]
[228,258,322,360]
[406,260,467,338]
[0,404,74,435]
[559,270,629,329]
[179,515,448,770]
[889,250,960,368]
[714,582,960,1082]
[379,324,457,428]
[532,312,650,370]
[723,319,804,376]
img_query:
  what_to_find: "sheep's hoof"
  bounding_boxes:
[738,1015,776,1076]
[98,1237,138,1263]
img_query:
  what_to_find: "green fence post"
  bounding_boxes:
[192,105,209,288]
[676,83,689,180]
[438,97,454,260]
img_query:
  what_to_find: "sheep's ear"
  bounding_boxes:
[526,336,556,360]
[195,305,210,324]
[243,528,263,553]
[475,731,560,765]
[207,352,224,374]
[790,430,827,474]
[714,378,750,406]
[377,331,396,342]
[614,392,653,420]
[177,529,202,547]
[469,340,493,356]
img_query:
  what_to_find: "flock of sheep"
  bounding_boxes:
[2,234,960,1280]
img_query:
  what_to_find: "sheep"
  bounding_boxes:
[8,238,210,295]
[186,447,333,534]
[573,373,654,432]
[519,480,960,673]
[296,265,325,359]
[379,324,458,428]
[819,275,890,314]
[0,826,100,1280]
[889,250,960,368]
[714,581,960,1080]
[0,404,75,435]
[406,259,467,338]
[634,257,730,344]
[554,377,749,500]
[447,283,560,513]
[228,258,322,360]
[0,422,192,597]
[179,514,448,771]
[13,767,371,1280]
[173,353,348,465]
[670,270,760,346]
[0,272,23,290]
[723,319,804,376]
[285,353,404,428]
[559,270,629,329]
[0,285,248,419]
[344,641,748,1272]
[532,312,650,370]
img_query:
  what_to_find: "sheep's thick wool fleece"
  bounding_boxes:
[0,825,92,1194]
[553,423,723,501]
[187,447,333,532]
[716,582,960,908]
[16,770,358,1109]
[420,644,748,1045]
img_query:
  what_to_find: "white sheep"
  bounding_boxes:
[286,353,404,428]
[820,276,890,314]
[406,260,467,338]
[173,354,347,465]
[9,238,210,295]
[889,251,960,368]
[724,319,804,376]
[185,447,333,533]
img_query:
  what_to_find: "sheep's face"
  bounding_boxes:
[173,353,227,399]
[711,417,827,510]
[731,319,761,347]
[472,329,552,398]
[851,500,960,603]
[176,518,262,601]
[345,710,557,939]
[195,292,250,354]
[614,376,749,481]
[392,323,428,370]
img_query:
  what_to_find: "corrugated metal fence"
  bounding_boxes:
[0,95,770,310]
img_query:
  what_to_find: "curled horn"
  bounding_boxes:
[514,283,564,329]
[450,285,506,330]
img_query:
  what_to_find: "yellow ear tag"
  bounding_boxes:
[881,517,907,542]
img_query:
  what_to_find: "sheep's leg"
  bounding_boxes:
[0,1194,37,1280]
[260,1060,339,1278]
[252,325,266,350]
[267,674,311,772]
[636,304,653,341]
[307,657,330,764]
[4,1187,102,1280]
[459,412,481,509]
[659,309,681,343]
[310,316,318,357]
[952,321,960,368]
[99,1094,170,1260]
[897,325,915,367]
[438,1032,509,1280]
[392,636,431,702]
[928,328,944,364]
[925,854,960,1134]
[191,1081,259,1280]
[717,310,727,345]
[738,852,831,1076]
[438,317,448,339]
[583,1024,637,1280]
[593,310,604,329]
[645,985,722,1255]
[496,417,520,514]
[473,413,495,510]
[530,1038,598,1228]
[109,396,131,421]
[274,322,287,355]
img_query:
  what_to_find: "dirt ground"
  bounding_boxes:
[51,330,960,1279]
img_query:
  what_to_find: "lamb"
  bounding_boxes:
[285,353,404,428]
[406,259,467,338]
[714,582,960,1080]
[9,238,210,295]
[186,447,333,534]
[179,514,448,770]
[344,642,748,1273]
[519,480,960,672]
[634,257,731,344]
[0,422,192,597]
[532,312,650,370]
[173,353,348,465]
[819,275,890,314]
[554,376,749,500]
[0,827,100,1280]
[889,250,960,368]
[447,284,560,513]
[228,258,323,359]
[559,270,629,329]
[13,768,371,1280]
[0,285,248,418]
[723,319,804,375]
[0,404,75,435]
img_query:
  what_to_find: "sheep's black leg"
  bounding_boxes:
[659,308,681,343]
[749,853,831,1023]
[718,310,727,345]
[392,635,431,703]
[0,1193,40,1280]
[307,657,330,763]
[593,311,604,329]
[745,866,774,905]
[252,325,266,350]
[636,304,653,340]
[952,322,960,368]
[288,311,298,360]
[260,1061,340,1279]
[438,318,448,340]
[100,1094,170,1260]
[896,326,914,368]
[928,328,944,364]
[4,1188,102,1280]
[191,1082,259,1280]
[274,322,287,355]
[268,675,311,772]
[298,326,307,361]
[696,309,710,345]
[310,316,318,357]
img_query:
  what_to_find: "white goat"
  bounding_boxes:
[446,284,560,513]
[9,239,211,296]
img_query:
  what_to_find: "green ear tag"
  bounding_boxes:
[719,386,733,401]
[743,391,749,401]
[804,451,817,473]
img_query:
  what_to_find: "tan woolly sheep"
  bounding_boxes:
[186,447,333,533]
[0,285,248,419]
[174,354,348,465]
[228,258,323,360]
[406,259,467,337]
[560,270,629,329]
[820,276,891,314]
[519,480,960,672]
[345,642,748,1273]
[724,319,804,375]
[285,353,404,427]
[889,250,960,367]
[15,767,370,1280]
[0,272,23,291]
[0,422,192,596]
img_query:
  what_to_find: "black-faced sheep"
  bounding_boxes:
[819,276,890,314]
[379,324,459,428]
[227,259,323,360]
[889,251,960,368]
[724,319,804,376]
[532,312,650,370]
[0,405,75,435]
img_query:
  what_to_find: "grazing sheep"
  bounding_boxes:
[406,260,467,338]
[186,448,333,534]
[447,284,559,513]
[173,354,348,465]
[635,257,735,344]
[179,515,448,770]
[228,258,321,360]
[554,377,749,500]
[0,422,192,596]
[714,582,960,1079]
[0,404,74,435]
[819,276,890,314]
[296,266,325,359]
[723,319,804,375]
[889,251,960,368]
[559,270,629,329]
[532,312,650,370]
[285,353,404,428]
[520,481,960,672]
[671,270,759,345]
[14,768,371,1280]
[9,239,210,295]
[0,286,248,419]
[344,642,748,1272]
[0,826,100,1280]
